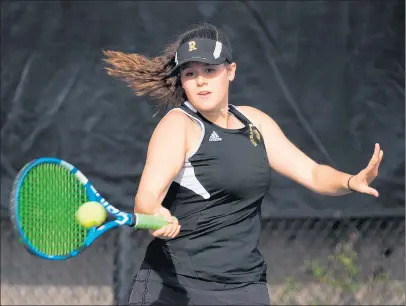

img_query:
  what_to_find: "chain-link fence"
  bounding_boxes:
[1,217,405,305]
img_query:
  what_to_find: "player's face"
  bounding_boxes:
[180,62,236,113]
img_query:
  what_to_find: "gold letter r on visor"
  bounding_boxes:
[188,41,197,52]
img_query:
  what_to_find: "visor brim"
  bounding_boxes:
[168,55,228,77]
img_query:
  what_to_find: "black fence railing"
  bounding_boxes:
[1,216,404,305]
[112,216,405,305]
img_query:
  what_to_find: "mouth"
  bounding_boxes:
[198,91,212,96]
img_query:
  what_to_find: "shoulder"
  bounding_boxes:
[235,105,268,118]
[151,108,192,139]
[161,108,191,124]
[235,105,278,132]
[235,105,262,117]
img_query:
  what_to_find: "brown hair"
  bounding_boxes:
[103,23,232,112]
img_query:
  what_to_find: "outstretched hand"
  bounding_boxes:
[348,143,384,197]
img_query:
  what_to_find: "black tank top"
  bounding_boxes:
[141,101,272,284]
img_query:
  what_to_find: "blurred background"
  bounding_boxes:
[1,1,405,305]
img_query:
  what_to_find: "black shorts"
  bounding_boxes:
[128,269,271,306]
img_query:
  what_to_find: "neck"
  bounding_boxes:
[200,103,230,129]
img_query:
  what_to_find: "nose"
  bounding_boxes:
[196,75,207,87]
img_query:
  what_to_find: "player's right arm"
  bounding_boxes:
[134,110,188,238]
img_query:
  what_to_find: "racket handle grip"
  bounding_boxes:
[133,213,176,230]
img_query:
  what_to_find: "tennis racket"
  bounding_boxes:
[10,157,171,260]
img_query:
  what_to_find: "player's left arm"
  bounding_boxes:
[238,106,383,197]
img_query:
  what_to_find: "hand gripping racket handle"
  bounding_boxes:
[133,213,178,230]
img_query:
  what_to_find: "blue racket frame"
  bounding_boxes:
[10,157,135,260]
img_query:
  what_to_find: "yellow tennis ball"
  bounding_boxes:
[75,201,106,228]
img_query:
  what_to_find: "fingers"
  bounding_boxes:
[151,217,180,239]
[351,143,383,198]
[149,207,181,239]
[363,186,379,198]
[368,143,380,167]
[367,143,384,174]
[354,178,380,197]
[152,225,180,239]
[379,149,384,163]
[166,217,181,238]
[375,149,384,172]
[374,143,380,154]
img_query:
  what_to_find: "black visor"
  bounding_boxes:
[168,38,233,77]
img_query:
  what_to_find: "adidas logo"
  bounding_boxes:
[209,131,222,142]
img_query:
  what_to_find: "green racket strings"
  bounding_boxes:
[18,163,89,256]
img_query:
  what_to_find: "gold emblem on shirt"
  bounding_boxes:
[249,124,261,147]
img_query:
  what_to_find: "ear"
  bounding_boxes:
[227,63,237,81]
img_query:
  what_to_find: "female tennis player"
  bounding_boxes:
[104,23,383,306]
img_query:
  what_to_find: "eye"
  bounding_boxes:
[181,70,194,77]
[206,68,216,73]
